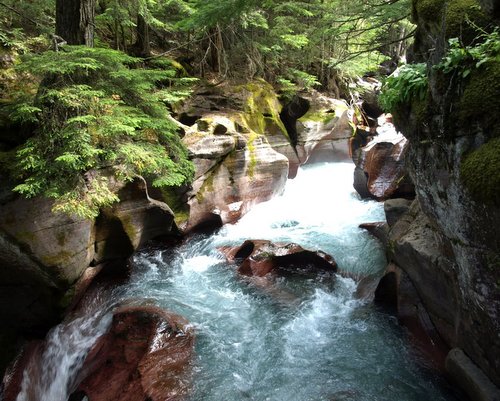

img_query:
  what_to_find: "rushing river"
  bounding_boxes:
[16,162,458,401]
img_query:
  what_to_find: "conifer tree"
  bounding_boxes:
[55,0,96,46]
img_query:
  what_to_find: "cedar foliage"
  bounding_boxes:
[6,47,195,218]
[0,0,414,218]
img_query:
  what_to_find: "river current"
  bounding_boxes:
[16,162,458,401]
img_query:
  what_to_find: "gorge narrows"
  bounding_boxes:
[16,163,458,401]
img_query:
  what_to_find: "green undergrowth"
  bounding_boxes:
[4,46,196,219]
[379,63,428,112]
[445,0,492,44]
[460,137,500,206]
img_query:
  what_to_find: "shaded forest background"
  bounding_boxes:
[0,0,413,218]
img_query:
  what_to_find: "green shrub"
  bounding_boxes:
[436,28,500,78]
[9,46,195,218]
[378,63,428,112]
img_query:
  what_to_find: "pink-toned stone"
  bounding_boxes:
[221,239,337,278]
[76,305,194,401]
[353,130,414,200]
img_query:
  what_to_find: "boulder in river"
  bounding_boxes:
[74,304,194,401]
[220,239,338,278]
[175,81,290,232]
[277,91,353,177]
[352,125,414,200]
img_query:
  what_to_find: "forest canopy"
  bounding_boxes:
[0,0,413,217]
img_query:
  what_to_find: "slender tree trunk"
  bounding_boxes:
[134,14,151,57]
[208,27,219,73]
[114,18,120,50]
[56,0,95,46]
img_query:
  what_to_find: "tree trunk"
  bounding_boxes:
[134,14,151,57]
[56,0,95,46]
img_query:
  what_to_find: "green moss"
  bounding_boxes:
[414,0,444,24]
[161,187,190,226]
[445,0,491,44]
[460,137,500,206]
[173,209,190,226]
[411,91,430,124]
[247,131,259,179]
[237,79,289,140]
[196,168,216,203]
[459,60,500,136]
[414,0,491,43]
[298,110,336,124]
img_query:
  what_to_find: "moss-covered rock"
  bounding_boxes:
[161,187,190,226]
[460,137,500,206]
[237,79,289,140]
[459,60,500,137]
[445,0,492,44]
[415,0,492,41]
[413,0,445,24]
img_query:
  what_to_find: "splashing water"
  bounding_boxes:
[16,291,113,401]
[15,162,458,401]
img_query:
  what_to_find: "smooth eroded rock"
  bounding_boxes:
[221,239,338,278]
[352,129,414,200]
[446,348,500,401]
[94,176,178,264]
[76,304,194,401]
[384,198,413,227]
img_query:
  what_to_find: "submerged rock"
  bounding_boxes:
[75,304,194,401]
[221,239,338,278]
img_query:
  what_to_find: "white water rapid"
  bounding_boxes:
[15,162,458,401]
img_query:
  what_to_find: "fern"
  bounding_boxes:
[436,28,500,78]
[9,46,195,218]
[379,63,428,112]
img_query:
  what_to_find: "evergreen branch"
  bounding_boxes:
[331,28,417,66]
[0,1,40,26]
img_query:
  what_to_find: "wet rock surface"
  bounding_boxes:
[0,176,180,375]
[352,128,414,200]
[390,0,500,392]
[75,304,194,401]
[221,239,338,278]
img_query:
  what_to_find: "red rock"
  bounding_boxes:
[75,305,194,401]
[375,263,449,372]
[1,341,44,401]
[358,222,388,246]
[352,131,414,200]
[221,239,337,278]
